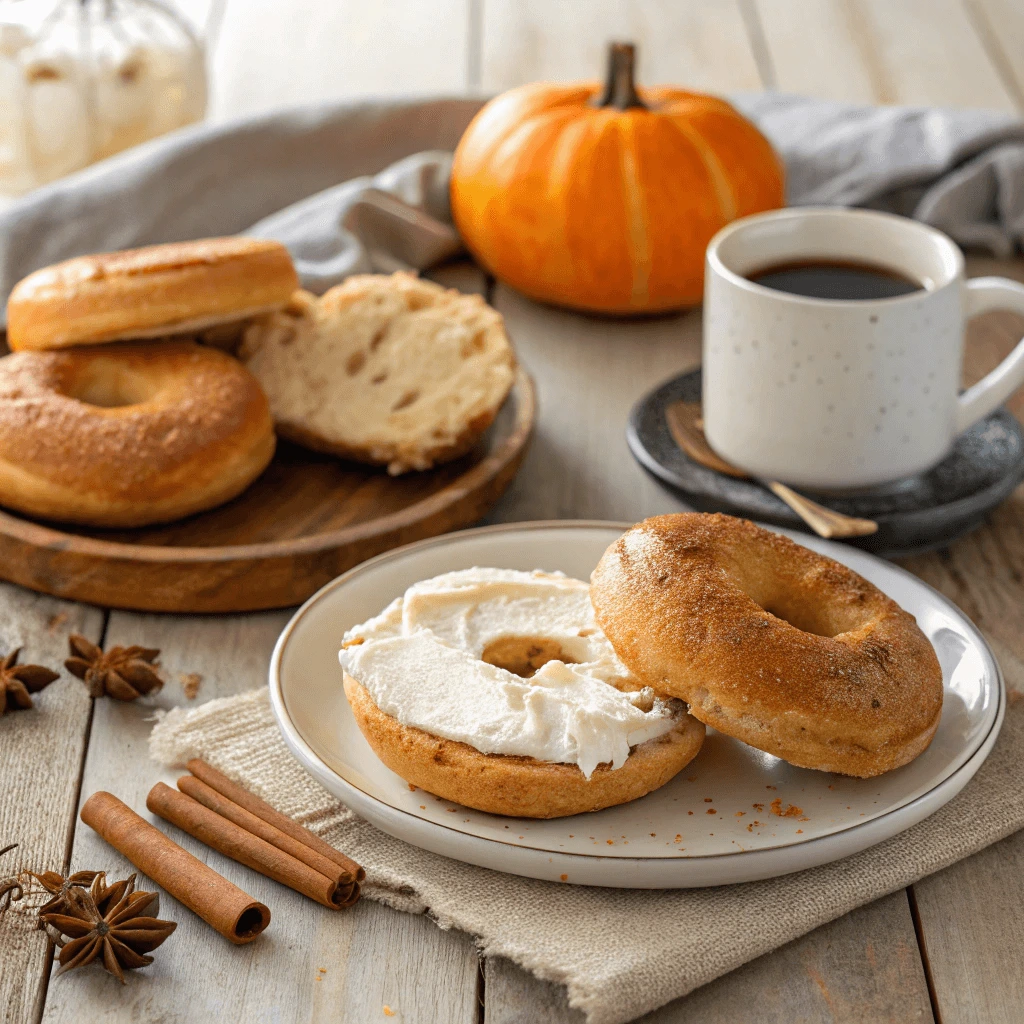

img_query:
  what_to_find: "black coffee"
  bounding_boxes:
[747,259,923,300]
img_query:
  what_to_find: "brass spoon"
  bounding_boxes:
[665,401,879,540]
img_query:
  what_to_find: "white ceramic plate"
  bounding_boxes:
[270,521,1004,888]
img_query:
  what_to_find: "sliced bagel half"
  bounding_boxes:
[343,674,705,818]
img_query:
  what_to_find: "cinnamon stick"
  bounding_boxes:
[147,783,352,910]
[80,791,270,945]
[186,759,364,882]
[177,775,353,887]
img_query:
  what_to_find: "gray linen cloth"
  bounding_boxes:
[2,92,1024,321]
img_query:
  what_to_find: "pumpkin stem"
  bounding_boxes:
[594,42,646,111]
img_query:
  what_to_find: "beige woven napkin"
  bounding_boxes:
[150,687,1024,1024]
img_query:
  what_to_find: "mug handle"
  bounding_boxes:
[957,276,1024,431]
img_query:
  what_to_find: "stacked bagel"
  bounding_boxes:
[0,238,516,527]
[341,513,944,818]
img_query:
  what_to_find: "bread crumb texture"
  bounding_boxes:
[240,273,516,474]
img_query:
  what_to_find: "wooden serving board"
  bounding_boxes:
[0,369,535,613]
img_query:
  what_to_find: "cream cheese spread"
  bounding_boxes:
[339,568,679,778]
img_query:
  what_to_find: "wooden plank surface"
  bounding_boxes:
[0,591,104,1024]
[40,610,480,1024]
[965,0,1024,111]
[486,287,698,524]
[5,3,1024,1023]
[208,0,473,121]
[754,0,1016,108]
[911,832,1024,1024]
[480,0,765,94]
[895,256,1024,1024]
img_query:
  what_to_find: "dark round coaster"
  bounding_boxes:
[627,369,1024,556]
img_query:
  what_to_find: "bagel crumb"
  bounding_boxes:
[770,798,803,817]
[560,874,568,881]
[180,673,201,700]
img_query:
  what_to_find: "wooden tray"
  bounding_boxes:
[0,369,535,613]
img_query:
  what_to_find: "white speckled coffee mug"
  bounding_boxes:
[703,207,1024,490]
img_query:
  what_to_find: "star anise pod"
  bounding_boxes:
[30,868,102,917]
[65,635,162,701]
[0,844,23,916]
[0,649,59,716]
[40,873,176,984]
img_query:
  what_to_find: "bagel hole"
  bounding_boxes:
[761,598,844,638]
[724,553,875,638]
[481,636,577,679]
[66,369,151,408]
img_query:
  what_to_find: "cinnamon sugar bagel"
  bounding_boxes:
[344,676,704,818]
[0,341,275,527]
[590,514,943,778]
[7,238,298,352]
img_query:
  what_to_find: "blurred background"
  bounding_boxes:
[2,0,1023,199]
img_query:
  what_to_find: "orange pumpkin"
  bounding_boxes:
[450,43,784,314]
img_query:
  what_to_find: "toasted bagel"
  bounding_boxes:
[7,237,298,351]
[0,341,275,527]
[591,513,943,777]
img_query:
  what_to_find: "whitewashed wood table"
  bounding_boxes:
[4,2,1024,1021]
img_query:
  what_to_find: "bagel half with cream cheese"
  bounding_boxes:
[344,674,704,818]
[339,568,705,818]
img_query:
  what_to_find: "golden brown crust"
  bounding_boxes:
[0,341,276,526]
[274,407,495,471]
[590,513,943,778]
[343,675,706,818]
[7,238,299,351]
